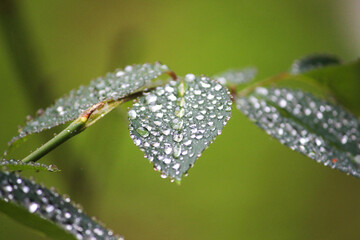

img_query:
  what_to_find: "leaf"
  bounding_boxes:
[290,54,341,74]
[128,74,232,181]
[0,171,123,240]
[214,67,257,86]
[303,59,360,116]
[12,62,170,144]
[0,159,59,172]
[237,87,360,177]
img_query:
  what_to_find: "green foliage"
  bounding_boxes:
[11,63,169,144]
[303,59,360,116]
[0,171,122,240]
[236,87,360,177]
[2,55,360,239]
[128,75,232,181]
[290,54,341,74]
[214,67,257,86]
[0,159,59,172]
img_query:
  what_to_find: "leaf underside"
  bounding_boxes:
[214,67,257,86]
[0,171,122,240]
[0,159,59,172]
[290,54,341,74]
[12,63,169,144]
[129,74,232,180]
[237,87,360,177]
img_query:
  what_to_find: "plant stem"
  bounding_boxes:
[22,118,87,163]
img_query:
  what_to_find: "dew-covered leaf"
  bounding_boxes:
[0,171,123,240]
[0,159,59,172]
[237,87,360,177]
[214,67,257,86]
[129,74,232,181]
[290,54,341,74]
[12,63,169,143]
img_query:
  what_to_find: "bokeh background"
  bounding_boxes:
[0,0,359,239]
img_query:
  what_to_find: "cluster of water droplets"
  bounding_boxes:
[0,171,123,240]
[128,74,232,180]
[0,159,59,172]
[214,67,257,85]
[13,63,169,143]
[290,54,340,74]
[237,87,360,177]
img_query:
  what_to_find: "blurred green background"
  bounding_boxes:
[0,0,359,239]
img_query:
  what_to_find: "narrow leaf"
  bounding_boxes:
[129,74,232,181]
[214,67,257,86]
[237,87,360,177]
[0,171,122,240]
[290,54,341,74]
[12,63,169,143]
[0,159,59,172]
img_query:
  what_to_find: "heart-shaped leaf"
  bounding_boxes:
[290,54,341,74]
[12,63,169,144]
[129,74,232,181]
[237,87,360,177]
[0,159,59,172]
[0,171,122,240]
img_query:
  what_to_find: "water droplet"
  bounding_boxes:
[173,133,184,142]
[28,202,39,213]
[196,115,204,120]
[214,84,222,91]
[165,85,174,93]
[200,81,211,88]
[172,118,184,130]
[128,110,137,119]
[149,105,162,112]
[165,146,173,155]
[173,144,182,158]
[194,90,201,95]
[136,127,149,137]
[279,99,287,108]
[184,140,192,146]
[354,155,360,164]
[116,71,125,77]
[207,94,214,100]
[185,74,196,82]
[172,163,180,170]
[124,65,133,72]
[168,94,177,101]
[146,94,157,104]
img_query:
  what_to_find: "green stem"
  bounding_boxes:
[20,90,151,164]
[22,118,87,163]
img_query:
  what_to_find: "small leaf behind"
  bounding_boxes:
[0,171,122,240]
[129,74,232,181]
[0,159,59,172]
[237,87,360,177]
[290,54,341,74]
[12,63,169,143]
[214,67,257,86]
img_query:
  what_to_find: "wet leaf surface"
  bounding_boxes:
[290,54,341,74]
[214,67,257,86]
[12,63,169,143]
[0,171,123,240]
[237,87,360,177]
[129,74,232,181]
[0,159,59,172]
